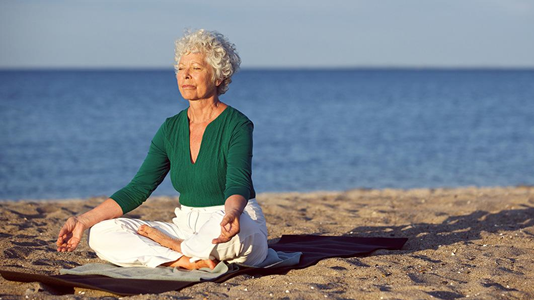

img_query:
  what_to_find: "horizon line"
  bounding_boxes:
[1,66,534,72]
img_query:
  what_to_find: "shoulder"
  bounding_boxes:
[161,109,188,132]
[225,106,253,129]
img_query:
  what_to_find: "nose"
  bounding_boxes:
[182,68,192,79]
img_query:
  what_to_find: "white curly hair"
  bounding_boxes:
[174,29,241,95]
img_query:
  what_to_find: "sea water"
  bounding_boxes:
[1,69,533,200]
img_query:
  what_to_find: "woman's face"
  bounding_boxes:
[176,52,221,101]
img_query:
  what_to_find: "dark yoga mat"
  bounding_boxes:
[0,235,407,296]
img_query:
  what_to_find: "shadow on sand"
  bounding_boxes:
[348,204,534,252]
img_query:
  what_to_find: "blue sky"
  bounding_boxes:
[1,0,533,69]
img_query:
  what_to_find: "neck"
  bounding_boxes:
[187,97,225,124]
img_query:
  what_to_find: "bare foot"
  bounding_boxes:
[137,224,182,252]
[137,225,218,270]
[164,256,218,270]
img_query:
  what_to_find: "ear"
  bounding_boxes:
[215,79,222,87]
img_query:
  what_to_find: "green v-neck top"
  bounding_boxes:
[110,106,256,214]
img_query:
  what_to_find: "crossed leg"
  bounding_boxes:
[137,225,217,270]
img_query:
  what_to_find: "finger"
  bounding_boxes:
[219,215,231,227]
[67,236,81,250]
[68,238,79,247]
[212,230,232,244]
[57,233,68,247]
[58,226,68,239]
[58,231,69,242]
[229,219,240,234]
[212,236,230,244]
[57,244,68,252]
[66,222,85,250]
[67,235,81,245]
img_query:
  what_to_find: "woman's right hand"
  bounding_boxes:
[55,198,124,252]
[56,216,89,252]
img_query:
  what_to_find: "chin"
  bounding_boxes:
[180,93,197,101]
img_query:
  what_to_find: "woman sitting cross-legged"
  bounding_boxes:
[56,29,268,270]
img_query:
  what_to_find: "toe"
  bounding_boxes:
[137,225,147,235]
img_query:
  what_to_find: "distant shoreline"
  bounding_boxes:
[1,184,532,202]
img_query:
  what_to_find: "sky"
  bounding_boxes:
[1,0,533,69]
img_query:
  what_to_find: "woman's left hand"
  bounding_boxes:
[212,210,241,244]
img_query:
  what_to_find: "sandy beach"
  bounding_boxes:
[1,186,533,299]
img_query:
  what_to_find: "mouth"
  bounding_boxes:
[181,85,195,89]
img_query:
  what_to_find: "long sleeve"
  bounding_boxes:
[224,120,255,200]
[110,123,170,214]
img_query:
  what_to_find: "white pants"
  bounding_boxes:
[88,199,268,268]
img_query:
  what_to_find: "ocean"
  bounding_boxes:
[1,69,533,200]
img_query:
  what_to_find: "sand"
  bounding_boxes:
[1,186,533,299]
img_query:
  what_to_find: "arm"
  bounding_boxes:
[56,198,122,252]
[110,122,171,214]
[57,122,171,251]
[213,120,255,244]
[223,120,254,201]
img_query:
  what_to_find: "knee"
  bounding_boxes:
[239,232,268,266]
[236,213,263,238]
[212,215,268,265]
[213,231,267,266]
[237,215,268,265]
[87,219,118,251]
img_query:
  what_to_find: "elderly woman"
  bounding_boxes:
[56,29,268,270]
